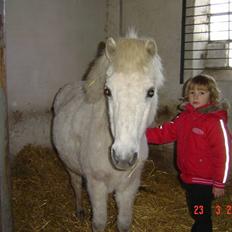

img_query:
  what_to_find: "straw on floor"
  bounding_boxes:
[12,145,232,232]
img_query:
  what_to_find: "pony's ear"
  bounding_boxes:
[145,39,157,56]
[105,37,117,60]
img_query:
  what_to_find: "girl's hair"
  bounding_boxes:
[183,74,221,103]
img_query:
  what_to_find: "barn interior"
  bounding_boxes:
[1,0,232,231]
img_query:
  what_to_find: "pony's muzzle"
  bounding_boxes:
[111,149,138,171]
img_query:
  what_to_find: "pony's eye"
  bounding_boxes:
[147,88,154,98]
[104,87,112,97]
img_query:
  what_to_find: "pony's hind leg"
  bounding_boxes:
[68,170,85,220]
[87,178,108,232]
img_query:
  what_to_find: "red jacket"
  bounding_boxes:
[146,103,231,189]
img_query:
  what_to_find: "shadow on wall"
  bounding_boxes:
[148,103,179,174]
[82,41,105,81]
[8,110,53,156]
[8,42,106,157]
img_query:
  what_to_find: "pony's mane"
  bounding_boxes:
[112,39,152,74]
[84,34,164,103]
[83,54,110,103]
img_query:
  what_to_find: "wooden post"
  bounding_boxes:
[0,1,13,231]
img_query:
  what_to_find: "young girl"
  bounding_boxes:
[146,74,231,232]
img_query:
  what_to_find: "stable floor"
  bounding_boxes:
[11,145,232,232]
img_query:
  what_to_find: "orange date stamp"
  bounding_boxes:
[193,204,232,216]
[214,204,232,216]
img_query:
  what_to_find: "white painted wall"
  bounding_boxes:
[5,0,107,112]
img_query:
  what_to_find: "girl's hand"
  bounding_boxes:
[212,187,224,198]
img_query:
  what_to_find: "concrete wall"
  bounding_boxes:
[5,0,108,154]
[5,0,107,112]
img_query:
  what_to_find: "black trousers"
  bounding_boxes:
[183,183,213,232]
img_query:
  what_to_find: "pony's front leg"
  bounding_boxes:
[87,178,108,232]
[115,179,140,232]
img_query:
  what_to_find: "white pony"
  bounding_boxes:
[52,31,164,232]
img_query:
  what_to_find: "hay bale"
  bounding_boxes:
[12,145,232,231]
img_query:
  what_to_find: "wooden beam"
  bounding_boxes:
[0,5,13,231]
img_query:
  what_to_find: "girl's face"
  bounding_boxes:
[188,85,210,108]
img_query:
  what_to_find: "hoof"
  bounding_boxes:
[118,228,130,232]
[76,209,85,221]
[118,229,130,232]
[92,221,105,232]
[118,224,130,232]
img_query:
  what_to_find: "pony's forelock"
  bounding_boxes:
[126,27,138,39]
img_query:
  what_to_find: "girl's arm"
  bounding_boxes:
[146,116,179,144]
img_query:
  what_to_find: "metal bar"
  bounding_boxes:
[185,40,208,43]
[119,0,123,36]
[186,2,230,9]
[185,48,232,52]
[186,12,232,18]
[184,67,232,70]
[186,29,232,35]
[180,0,187,84]
[185,22,209,27]
[184,68,206,70]
[185,39,232,43]
[229,0,231,40]
[186,20,232,27]
[185,58,229,60]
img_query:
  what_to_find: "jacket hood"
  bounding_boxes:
[179,100,230,122]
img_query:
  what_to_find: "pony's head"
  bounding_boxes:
[103,32,164,170]
[84,32,164,170]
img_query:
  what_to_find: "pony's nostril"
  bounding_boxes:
[112,149,119,164]
[128,152,138,166]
